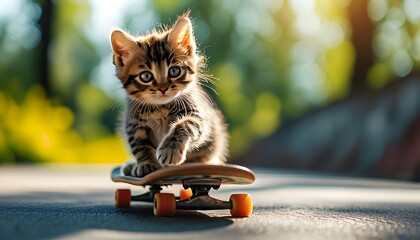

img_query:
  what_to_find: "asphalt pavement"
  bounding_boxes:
[1,164,420,239]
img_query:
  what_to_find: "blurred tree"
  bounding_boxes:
[348,0,374,94]
[0,0,40,100]
[37,0,53,96]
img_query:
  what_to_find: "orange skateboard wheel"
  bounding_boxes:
[230,194,253,217]
[179,188,193,201]
[115,189,131,208]
[154,193,176,217]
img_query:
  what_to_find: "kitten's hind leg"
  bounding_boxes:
[122,158,161,177]
[121,158,137,176]
[125,124,161,177]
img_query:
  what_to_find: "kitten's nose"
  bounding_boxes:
[157,87,168,94]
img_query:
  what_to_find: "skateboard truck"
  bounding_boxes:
[177,178,231,210]
[129,179,228,210]
[182,178,222,190]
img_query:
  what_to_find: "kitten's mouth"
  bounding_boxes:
[158,94,171,100]
[150,92,178,105]
[158,91,174,98]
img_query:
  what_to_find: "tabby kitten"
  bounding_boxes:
[110,12,228,177]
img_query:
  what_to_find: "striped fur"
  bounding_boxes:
[110,12,228,177]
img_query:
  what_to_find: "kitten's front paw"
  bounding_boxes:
[122,159,161,177]
[157,138,190,166]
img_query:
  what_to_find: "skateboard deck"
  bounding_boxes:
[111,163,255,217]
[111,163,255,186]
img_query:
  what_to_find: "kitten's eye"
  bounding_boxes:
[139,71,153,83]
[168,66,181,78]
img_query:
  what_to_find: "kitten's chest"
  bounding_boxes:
[145,107,172,143]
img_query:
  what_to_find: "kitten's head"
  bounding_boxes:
[110,12,201,105]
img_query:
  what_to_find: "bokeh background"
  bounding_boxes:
[1,0,419,180]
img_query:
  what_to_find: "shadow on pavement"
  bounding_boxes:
[0,191,233,240]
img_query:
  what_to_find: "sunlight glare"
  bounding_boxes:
[403,0,420,23]
[368,0,388,22]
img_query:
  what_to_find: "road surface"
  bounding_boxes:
[1,164,420,239]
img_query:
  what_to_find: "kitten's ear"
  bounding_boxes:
[110,29,137,67]
[167,16,195,54]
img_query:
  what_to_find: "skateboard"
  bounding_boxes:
[111,163,255,217]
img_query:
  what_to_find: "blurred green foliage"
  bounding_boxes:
[0,0,419,163]
[0,86,129,163]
